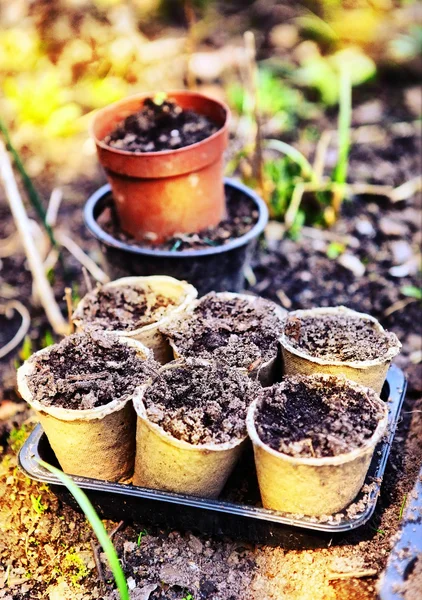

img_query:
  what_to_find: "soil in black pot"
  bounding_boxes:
[27,330,157,410]
[104,97,220,152]
[143,360,257,445]
[255,375,385,458]
[284,312,397,362]
[161,292,284,370]
[75,283,177,331]
[97,187,259,250]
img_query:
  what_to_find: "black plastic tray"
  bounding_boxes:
[19,365,406,548]
[379,463,422,599]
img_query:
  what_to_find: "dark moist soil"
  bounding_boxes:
[143,360,256,445]
[76,283,177,331]
[27,331,157,410]
[104,97,220,152]
[255,375,385,458]
[161,292,283,370]
[97,185,259,249]
[284,312,398,362]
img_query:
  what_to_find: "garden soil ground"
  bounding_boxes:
[0,91,421,599]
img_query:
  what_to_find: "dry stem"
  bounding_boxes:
[0,301,30,359]
[0,141,69,336]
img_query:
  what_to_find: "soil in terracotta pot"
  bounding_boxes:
[104,97,220,152]
[284,312,397,362]
[143,360,257,445]
[27,330,158,410]
[97,186,259,250]
[254,375,385,458]
[161,292,283,369]
[75,283,178,331]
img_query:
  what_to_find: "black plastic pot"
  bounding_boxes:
[84,178,268,296]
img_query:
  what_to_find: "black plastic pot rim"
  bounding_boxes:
[84,178,269,258]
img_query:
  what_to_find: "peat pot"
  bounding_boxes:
[17,338,150,482]
[247,374,389,516]
[84,179,269,296]
[72,275,197,364]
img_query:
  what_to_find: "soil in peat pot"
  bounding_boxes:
[284,313,397,362]
[97,186,259,250]
[104,97,220,152]
[27,330,157,410]
[162,292,283,369]
[143,360,257,445]
[76,283,177,331]
[254,375,385,458]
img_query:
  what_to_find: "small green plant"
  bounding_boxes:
[63,550,90,586]
[401,286,422,300]
[326,241,346,260]
[137,529,148,547]
[9,424,29,453]
[38,459,129,600]
[41,330,55,348]
[399,494,408,520]
[30,493,47,515]
[181,593,194,600]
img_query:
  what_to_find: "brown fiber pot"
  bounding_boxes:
[247,375,389,516]
[91,91,230,243]
[17,338,150,482]
[279,306,401,395]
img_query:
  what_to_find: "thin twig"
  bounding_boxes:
[328,568,377,581]
[108,520,125,541]
[184,0,197,90]
[56,231,109,284]
[90,540,105,589]
[0,141,69,336]
[0,301,31,359]
[64,288,75,334]
[313,130,332,183]
[244,31,266,201]
[383,297,417,318]
[82,267,93,293]
[0,118,59,251]
[390,176,422,202]
[0,231,20,258]
[46,188,63,227]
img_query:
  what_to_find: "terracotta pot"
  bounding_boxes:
[247,374,389,516]
[17,338,150,482]
[279,306,401,395]
[91,91,230,243]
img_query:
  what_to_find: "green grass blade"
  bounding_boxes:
[332,68,352,185]
[264,139,317,183]
[38,459,129,600]
[0,118,58,250]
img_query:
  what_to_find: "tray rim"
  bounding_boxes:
[18,364,407,534]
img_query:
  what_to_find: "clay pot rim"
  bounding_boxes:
[72,275,198,338]
[84,179,269,258]
[17,337,150,422]
[280,306,402,369]
[90,89,230,158]
[133,358,248,452]
[246,373,389,467]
